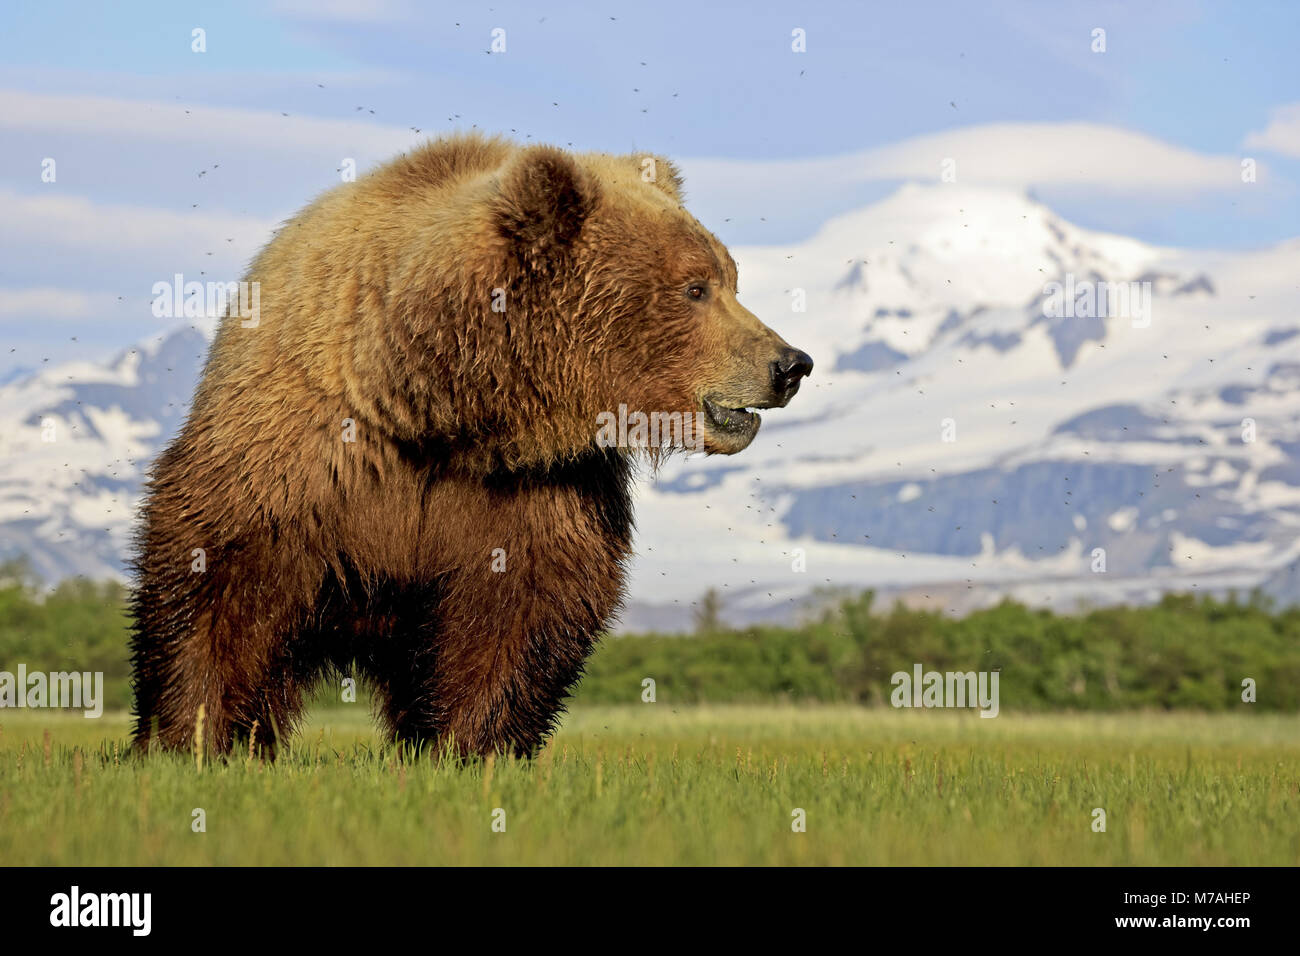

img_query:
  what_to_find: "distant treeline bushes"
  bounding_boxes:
[577,589,1300,711]
[0,567,133,711]
[1,558,1296,713]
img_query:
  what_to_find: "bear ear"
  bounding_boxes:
[494,146,597,256]
[634,154,685,202]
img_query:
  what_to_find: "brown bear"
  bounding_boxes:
[129,133,812,758]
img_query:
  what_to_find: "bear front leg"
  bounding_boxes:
[434,621,596,759]
[131,536,318,757]
[394,449,634,759]
[364,577,604,759]
[421,568,617,759]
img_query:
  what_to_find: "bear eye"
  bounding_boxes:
[686,282,708,301]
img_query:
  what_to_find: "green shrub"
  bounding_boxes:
[0,559,1295,713]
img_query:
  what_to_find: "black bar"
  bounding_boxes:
[0,866,1280,941]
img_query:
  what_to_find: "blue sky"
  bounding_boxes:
[1,0,1298,370]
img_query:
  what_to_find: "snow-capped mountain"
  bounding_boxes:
[0,325,211,582]
[630,184,1300,626]
[2,183,1297,629]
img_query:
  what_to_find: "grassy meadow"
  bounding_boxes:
[2,705,1297,866]
[3,571,1297,865]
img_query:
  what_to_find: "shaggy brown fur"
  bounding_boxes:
[129,133,811,758]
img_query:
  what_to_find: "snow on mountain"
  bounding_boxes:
[0,325,211,581]
[2,182,1297,629]
[629,183,1300,627]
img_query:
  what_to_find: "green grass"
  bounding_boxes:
[1,706,1297,865]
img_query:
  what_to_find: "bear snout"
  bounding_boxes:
[769,348,814,406]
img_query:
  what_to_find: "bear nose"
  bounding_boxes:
[771,348,814,395]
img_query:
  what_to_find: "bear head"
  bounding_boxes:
[391,138,812,468]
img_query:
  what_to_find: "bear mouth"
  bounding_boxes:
[702,398,761,435]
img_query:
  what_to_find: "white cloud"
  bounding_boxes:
[1243,102,1300,158]
[0,88,416,157]
[0,188,271,255]
[0,288,96,318]
[684,122,1250,197]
